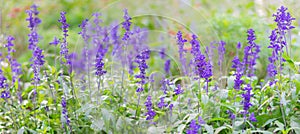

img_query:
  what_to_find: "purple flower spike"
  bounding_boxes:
[58,11,71,68]
[187,120,200,134]
[145,96,156,120]
[61,97,72,131]
[26,5,45,85]
[218,40,226,67]
[176,31,188,75]
[164,59,171,74]
[243,29,260,77]
[242,84,252,116]
[273,6,296,31]
[190,34,212,81]
[95,45,107,77]
[267,6,295,85]
[135,49,151,93]
[122,9,132,41]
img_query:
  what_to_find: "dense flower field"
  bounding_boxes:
[1,2,300,134]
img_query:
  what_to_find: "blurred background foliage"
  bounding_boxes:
[1,0,300,79]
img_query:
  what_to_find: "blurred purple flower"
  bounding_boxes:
[164,59,171,74]
[218,40,226,67]
[49,37,60,46]
[122,9,132,41]
[159,48,166,59]
[176,31,188,75]
[160,78,173,94]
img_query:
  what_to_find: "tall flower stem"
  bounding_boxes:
[135,92,141,118]
[206,81,209,95]
[278,51,287,130]
[198,79,201,113]
[97,76,101,105]
[8,97,17,130]
[34,84,38,128]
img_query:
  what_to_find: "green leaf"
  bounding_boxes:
[204,124,214,134]
[290,116,300,134]
[90,118,104,131]
[251,130,273,134]
[147,126,165,134]
[214,126,229,134]
[116,117,123,131]
[262,118,278,127]
[17,127,25,134]
[177,124,186,133]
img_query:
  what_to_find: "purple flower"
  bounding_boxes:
[227,110,236,120]
[159,48,166,59]
[157,97,168,109]
[267,6,295,85]
[190,34,212,81]
[95,42,108,77]
[110,22,120,56]
[243,29,260,77]
[135,49,151,92]
[49,37,60,46]
[237,42,242,49]
[0,69,7,89]
[176,31,188,75]
[273,6,295,31]
[164,59,171,74]
[58,11,71,67]
[26,5,41,50]
[95,25,109,76]
[61,97,71,131]
[4,36,22,84]
[26,5,45,85]
[174,84,184,95]
[232,47,244,90]
[160,78,173,94]
[241,84,252,116]
[187,120,200,134]
[78,19,90,43]
[249,112,257,122]
[198,116,206,125]
[1,90,10,99]
[169,103,174,111]
[26,4,41,31]
[218,40,226,67]
[122,9,132,41]
[145,96,156,120]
